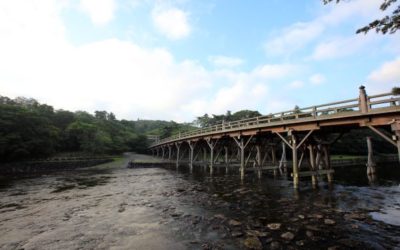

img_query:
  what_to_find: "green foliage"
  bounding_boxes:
[293,105,301,114]
[0,95,157,161]
[194,110,262,128]
[324,0,400,34]
[392,87,400,95]
[0,102,59,161]
[331,128,396,155]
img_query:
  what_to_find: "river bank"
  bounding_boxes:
[0,153,399,249]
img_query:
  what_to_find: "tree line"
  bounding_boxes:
[0,96,153,162]
[1,94,396,163]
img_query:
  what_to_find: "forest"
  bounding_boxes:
[0,96,179,162]
[0,95,396,163]
[0,95,264,162]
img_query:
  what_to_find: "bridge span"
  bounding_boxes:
[149,86,400,188]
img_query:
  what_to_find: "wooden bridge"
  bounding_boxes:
[149,86,400,188]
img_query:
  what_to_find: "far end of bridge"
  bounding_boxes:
[149,86,400,188]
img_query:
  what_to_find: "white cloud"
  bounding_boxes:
[366,58,400,94]
[264,22,324,57]
[208,56,244,68]
[152,7,191,40]
[263,0,382,57]
[0,0,300,122]
[79,0,117,25]
[287,80,304,89]
[309,74,325,85]
[310,35,378,60]
[251,64,299,79]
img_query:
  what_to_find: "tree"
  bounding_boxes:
[293,105,301,114]
[324,0,400,34]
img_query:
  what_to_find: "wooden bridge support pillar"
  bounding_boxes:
[368,124,400,163]
[224,146,229,174]
[276,130,314,188]
[321,144,333,183]
[233,136,253,180]
[392,123,400,163]
[291,134,299,188]
[366,137,376,175]
[168,145,172,160]
[175,142,181,170]
[188,141,195,173]
[308,145,318,187]
[206,139,219,175]
[279,142,287,173]
[202,148,207,164]
[255,145,262,179]
[161,146,165,159]
[271,145,278,176]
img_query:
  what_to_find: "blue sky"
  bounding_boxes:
[0,0,399,122]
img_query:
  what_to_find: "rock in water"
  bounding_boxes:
[214,214,226,220]
[281,231,295,241]
[231,231,244,237]
[244,237,262,249]
[270,241,281,249]
[229,219,242,226]
[324,219,336,225]
[267,223,281,230]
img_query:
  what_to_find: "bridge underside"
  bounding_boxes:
[149,88,400,188]
[150,113,400,188]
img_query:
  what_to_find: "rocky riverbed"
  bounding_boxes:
[0,153,399,249]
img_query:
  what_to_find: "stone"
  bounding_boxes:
[281,231,295,241]
[229,219,242,226]
[305,225,320,231]
[306,230,314,238]
[298,214,305,219]
[351,224,359,229]
[338,238,360,247]
[270,241,281,250]
[327,246,340,250]
[214,214,226,220]
[267,223,281,230]
[344,213,368,221]
[311,214,324,219]
[231,231,244,237]
[243,236,262,249]
[324,219,336,225]
[246,230,268,237]
[296,240,305,246]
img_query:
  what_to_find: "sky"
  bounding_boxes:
[0,0,399,122]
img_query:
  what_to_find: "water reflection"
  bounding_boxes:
[0,160,399,249]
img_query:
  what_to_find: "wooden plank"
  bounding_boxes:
[291,169,334,178]
[241,129,259,136]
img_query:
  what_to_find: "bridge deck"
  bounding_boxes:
[151,90,400,147]
[148,88,400,188]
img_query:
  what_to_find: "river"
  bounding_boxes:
[0,153,399,249]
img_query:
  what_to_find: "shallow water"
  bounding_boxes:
[0,155,400,249]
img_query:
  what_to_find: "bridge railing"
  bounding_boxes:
[152,91,399,146]
[368,92,400,109]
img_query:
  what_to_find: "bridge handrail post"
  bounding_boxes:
[359,85,369,113]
